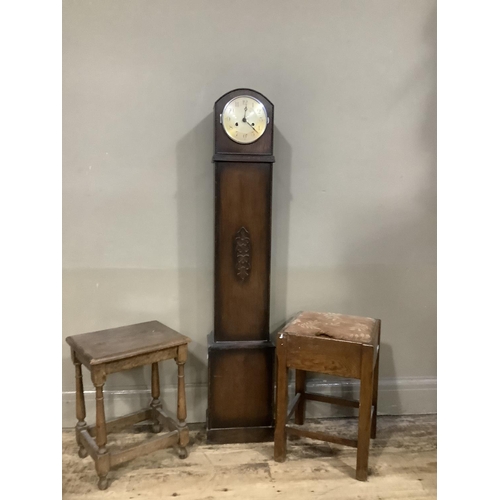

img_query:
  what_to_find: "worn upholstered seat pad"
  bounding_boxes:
[283,311,377,344]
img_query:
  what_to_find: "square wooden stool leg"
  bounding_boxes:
[356,348,374,481]
[150,362,162,433]
[371,351,380,439]
[294,370,306,425]
[176,345,189,459]
[274,335,288,462]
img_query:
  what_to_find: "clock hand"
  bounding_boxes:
[246,122,259,134]
[242,108,259,133]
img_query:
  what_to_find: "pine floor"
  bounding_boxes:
[62,415,436,499]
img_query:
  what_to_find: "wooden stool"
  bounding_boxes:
[66,321,191,490]
[274,311,381,481]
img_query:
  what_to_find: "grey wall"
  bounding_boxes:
[62,0,436,425]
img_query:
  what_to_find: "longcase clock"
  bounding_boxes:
[207,89,275,443]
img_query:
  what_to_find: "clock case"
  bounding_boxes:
[207,89,275,443]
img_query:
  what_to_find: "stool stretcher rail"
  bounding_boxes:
[286,423,358,448]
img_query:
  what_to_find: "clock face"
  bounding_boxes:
[221,95,268,144]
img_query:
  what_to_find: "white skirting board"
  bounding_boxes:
[62,377,435,428]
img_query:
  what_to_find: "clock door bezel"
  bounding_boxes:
[221,95,268,145]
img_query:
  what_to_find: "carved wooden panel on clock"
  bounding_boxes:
[234,227,251,281]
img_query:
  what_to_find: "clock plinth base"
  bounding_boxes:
[207,426,274,444]
[207,334,275,444]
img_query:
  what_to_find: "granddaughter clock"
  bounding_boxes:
[207,89,275,443]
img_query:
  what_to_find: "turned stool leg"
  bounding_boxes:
[294,369,306,425]
[92,370,110,490]
[371,351,380,439]
[72,352,88,458]
[356,348,374,481]
[176,345,189,459]
[150,362,162,433]
[274,336,288,462]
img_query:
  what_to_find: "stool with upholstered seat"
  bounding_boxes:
[274,311,381,481]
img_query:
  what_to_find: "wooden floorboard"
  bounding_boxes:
[62,415,437,499]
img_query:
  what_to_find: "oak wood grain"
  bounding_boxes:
[67,321,191,489]
[286,424,358,448]
[274,335,288,462]
[66,321,191,366]
[286,334,363,379]
[273,312,381,482]
[110,431,179,467]
[208,345,274,429]
[209,89,275,444]
[214,162,272,341]
[304,392,360,408]
[294,370,306,425]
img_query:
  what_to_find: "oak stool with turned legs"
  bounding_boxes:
[274,311,381,481]
[66,321,191,490]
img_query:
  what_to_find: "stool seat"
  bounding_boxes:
[282,311,377,345]
[66,320,191,366]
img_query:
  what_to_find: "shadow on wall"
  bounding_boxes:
[270,126,293,341]
[175,113,214,403]
[269,127,295,395]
